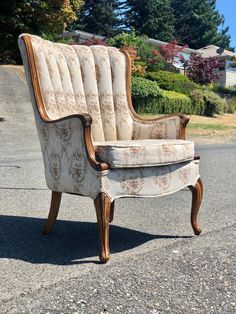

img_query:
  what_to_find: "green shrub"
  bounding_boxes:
[133,89,192,115]
[108,31,153,61]
[108,30,144,49]
[190,89,226,117]
[131,76,162,113]
[157,90,192,114]
[227,99,236,113]
[211,84,236,96]
[189,90,206,115]
[131,76,162,98]
[146,71,200,95]
[131,76,192,114]
[210,84,236,113]
[131,76,226,116]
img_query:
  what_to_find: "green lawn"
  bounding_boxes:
[188,122,236,131]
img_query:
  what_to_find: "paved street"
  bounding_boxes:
[0,67,235,313]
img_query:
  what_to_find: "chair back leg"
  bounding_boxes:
[188,178,203,235]
[94,193,112,263]
[43,191,62,235]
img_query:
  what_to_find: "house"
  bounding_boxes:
[198,45,236,87]
[60,30,105,43]
[61,31,236,87]
[143,38,202,71]
[60,30,202,72]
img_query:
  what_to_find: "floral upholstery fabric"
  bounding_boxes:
[132,116,182,140]
[20,34,133,141]
[18,34,200,202]
[37,116,103,199]
[101,161,199,200]
[35,113,199,201]
[94,139,194,168]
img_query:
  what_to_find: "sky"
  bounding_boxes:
[216,0,236,49]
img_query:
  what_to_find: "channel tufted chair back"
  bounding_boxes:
[19,34,203,264]
[21,35,133,141]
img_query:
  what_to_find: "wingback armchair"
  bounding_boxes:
[18,34,203,263]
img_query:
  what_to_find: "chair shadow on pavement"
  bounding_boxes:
[0,215,191,265]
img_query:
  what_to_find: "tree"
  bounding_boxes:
[180,54,220,85]
[216,16,233,51]
[32,0,84,34]
[0,1,35,63]
[0,0,84,64]
[125,0,175,42]
[160,39,187,64]
[171,0,232,49]
[77,0,120,36]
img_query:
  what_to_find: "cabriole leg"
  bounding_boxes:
[188,178,203,235]
[94,193,112,263]
[43,191,62,235]
[109,201,115,223]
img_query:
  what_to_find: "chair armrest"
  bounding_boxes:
[38,113,109,172]
[132,113,189,140]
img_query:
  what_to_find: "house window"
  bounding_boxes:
[218,60,225,71]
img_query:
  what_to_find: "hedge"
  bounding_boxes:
[211,84,236,96]
[133,90,192,114]
[131,76,226,116]
[131,76,162,98]
[190,89,226,116]
[158,90,193,114]
[132,76,192,114]
[146,70,200,95]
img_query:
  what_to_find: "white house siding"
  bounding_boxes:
[225,69,236,87]
[217,69,226,86]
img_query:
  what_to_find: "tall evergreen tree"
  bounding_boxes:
[171,0,231,49]
[216,16,232,50]
[77,0,120,36]
[125,0,175,42]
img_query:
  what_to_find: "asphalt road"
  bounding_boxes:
[0,66,235,313]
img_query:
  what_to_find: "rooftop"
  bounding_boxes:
[61,30,202,55]
[198,45,236,59]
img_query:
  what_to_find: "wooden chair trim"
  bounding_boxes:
[120,49,189,140]
[21,34,109,172]
[194,154,201,160]
[188,178,203,235]
[94,192,112,263]
[43,191,62,235]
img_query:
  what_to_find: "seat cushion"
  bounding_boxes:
[94,139,194,168]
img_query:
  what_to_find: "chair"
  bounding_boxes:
[18,34,203,263]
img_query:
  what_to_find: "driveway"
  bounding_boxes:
[0,66,235,313]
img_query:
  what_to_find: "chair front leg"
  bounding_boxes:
[43,191,62,235]
[109,201,115,223]
[188,178,203,235]
[94,193,112,263]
